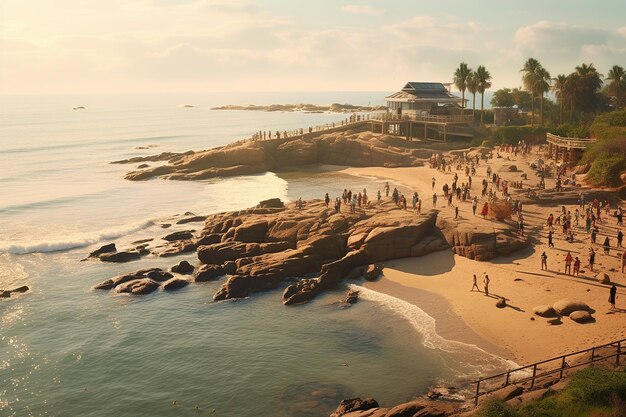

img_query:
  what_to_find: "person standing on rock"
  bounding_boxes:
[483,274,490,296]
[377,190,381,203]
[541,251,548,270]
[417,199,422,215]
[471,274,480,292]
[609,284,617,310]
[565,251,573,275]
[351,195,357,212]
[384,182,390,197]
[324,193,330,208]
[573,257,581,276]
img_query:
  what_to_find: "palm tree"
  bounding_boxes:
[475,65,492,124]
[564,73,579,122]
[535,67,551,126]
[606,65,625,109]
[521,58,542,126]
[453,62,472,112]
[466,72,479,122]
[573,63,603,114]
[552,74,568,124]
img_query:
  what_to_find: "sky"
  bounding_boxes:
[1,0,625,94]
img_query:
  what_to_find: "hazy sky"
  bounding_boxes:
[1,0,625,94]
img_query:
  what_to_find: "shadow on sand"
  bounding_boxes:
[386,249,455,276]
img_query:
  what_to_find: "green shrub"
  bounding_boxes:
[585,152,626,186]
[492,126,548,145]
[481,139,494,148]
[564,367,626,405]
[474,398,519,417]
[551,124,591,138]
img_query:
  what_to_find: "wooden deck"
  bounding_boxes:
[546,133,595,164]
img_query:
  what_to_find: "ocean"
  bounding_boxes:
[0,92,508,417]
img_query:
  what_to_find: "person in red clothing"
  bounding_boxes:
[481,202,489,219]
[573,257,581,276]
[564,251,573,275]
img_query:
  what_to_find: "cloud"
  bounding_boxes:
[340,5,382,15]
[384,16,485,49]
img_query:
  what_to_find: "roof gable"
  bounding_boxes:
[402,82,448,93]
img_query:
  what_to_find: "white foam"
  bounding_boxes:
[353,285,519,373]
[0,219,155,254]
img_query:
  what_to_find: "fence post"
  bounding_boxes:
[504,372,510,387]
[591,347,596,366]
[617,341,621,366]
[530,364,537,389]
[474,380,480,407]
[559,356,566,379]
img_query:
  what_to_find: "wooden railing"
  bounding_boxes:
[370,112,473,124]
[546,133,595,149]
[472,338,624,406]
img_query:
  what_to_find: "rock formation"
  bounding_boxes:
[113,130,440,181]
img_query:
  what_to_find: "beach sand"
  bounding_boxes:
[334,146,625,365]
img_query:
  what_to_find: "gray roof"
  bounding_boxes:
[386,82,464,103]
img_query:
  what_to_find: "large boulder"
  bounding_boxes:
[87,243,117,258]
[330,398,379,417]
[569,310,593,323]
[553,299,593,316]
[194,264,225,282]
[163,230,195,242]
[533,305,556,317]
[116,278,159,295]
[146,269,173,282]
[258,198,284,208]
[232,220,269,243]
[98,250,142,263]
[163,278,190,291]
[171,260,195,274]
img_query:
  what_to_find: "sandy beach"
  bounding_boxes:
[337,146,626,365]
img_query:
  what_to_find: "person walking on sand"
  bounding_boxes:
[618,230,623,248]
[472,197,478,216]
[541,251,548,270]
[548,230,554,248]
[471,274,480,292]
[432,193,437,208]
[483,274,490,296]
[589,247,596,272]
[455,205,459,219]
[481,202,489,219]
[603,236,611,255]
[565,251,573,275]
[573,256,581,276]
[621,249,626,273]
[609,284,617,310]
[432,177,436,191]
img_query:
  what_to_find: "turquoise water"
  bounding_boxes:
[1,93,509,416]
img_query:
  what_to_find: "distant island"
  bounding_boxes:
[211,103,387,113]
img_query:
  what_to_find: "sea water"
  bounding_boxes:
[1,92,510,417]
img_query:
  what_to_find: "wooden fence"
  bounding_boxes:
[472,337,625,406]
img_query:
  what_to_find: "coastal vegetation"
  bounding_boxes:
[474,367,626,417]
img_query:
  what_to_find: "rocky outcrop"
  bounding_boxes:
[0,286,30,299]
[553,299,593,316]
[330,398,379,417]
[533,305,556,317]
[331,398,456,417]
[163,278,190,291]
[171,260,195,274]
[86,243,117,258]
[569,310,593,323]
[94,268,166,295]
[437,217,528,261]
[118,131,426,181]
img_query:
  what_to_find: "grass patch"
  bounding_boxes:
[473,368,626,417]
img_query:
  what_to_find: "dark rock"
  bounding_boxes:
[0,291,10,298]
[99,250,142,263]
[10,286,30,293]
[223,261,237,275]
[330,397,379,417]
[161,223,171,228]
[131,238,153,245]
[146,269,173,282]
[88,243,117,258]
[171,260,195,274]
[137,163,150,169]
[176,215,207,224]
[94,280,115,290]
[194,264,225,282]
[116,278,159,295]
[163,278,190,291]
[163,230,195,242]
[214,275,251,300]
[195,233,222,246]
[363,264,381,281]
[258,198,284,208]
[345,289,359,304]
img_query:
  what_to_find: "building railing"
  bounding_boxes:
[546,133,595,149]
[370,112,473,124]
[471,338,624,406]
